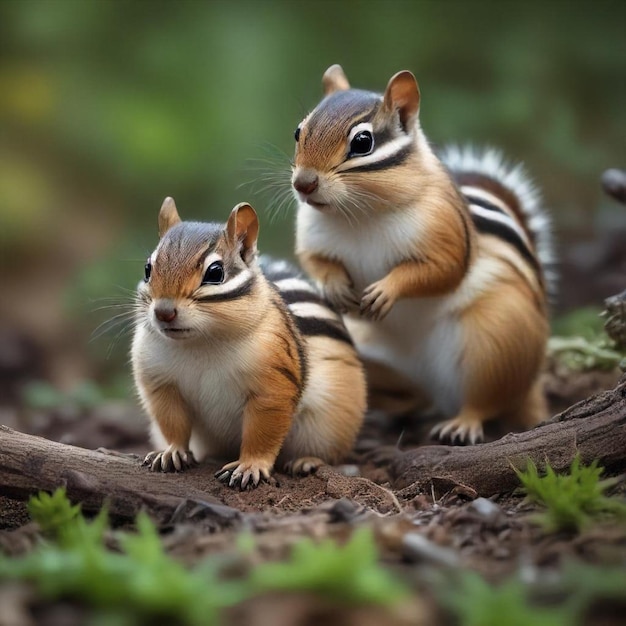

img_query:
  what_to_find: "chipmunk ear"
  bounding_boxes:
[227,202,259,264]
[158,197,181,237]
[383,71,420,131]
[322,64,350,95]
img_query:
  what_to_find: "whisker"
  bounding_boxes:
[90,310,138,342]
[105,325,132,359]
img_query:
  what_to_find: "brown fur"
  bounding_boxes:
[134,199,366,486]
[137,379,192,450]
[293,66,551,444]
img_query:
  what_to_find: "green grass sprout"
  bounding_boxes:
[2,490,246,625]
[514,455,626,533]
[27,487,82,537]
[2,489,410,623]
[250,527,409,606]
[441,571,573,626]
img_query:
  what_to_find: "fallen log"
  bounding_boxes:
[0,426,240,525]
[2,375,625,517]
[391,375,626,497]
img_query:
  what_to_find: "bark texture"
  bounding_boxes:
[391,375,626,497]
[0,425,240,525]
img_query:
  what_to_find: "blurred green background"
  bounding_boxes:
[1,0,624,397]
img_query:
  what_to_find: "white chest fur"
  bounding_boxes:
[297,204,427,291]
[133,325,252,457]
[297,202,499,417]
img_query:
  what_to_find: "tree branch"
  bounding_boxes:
[391,376,626,497]
[0,426,241,525]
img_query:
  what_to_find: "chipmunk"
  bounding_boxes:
[291,65,556,444]
[131,197,366,488]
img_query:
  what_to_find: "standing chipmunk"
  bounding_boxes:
[292,65,556,444]
[131,198,366,488]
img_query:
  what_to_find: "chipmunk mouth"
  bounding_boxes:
[306,199,330,211]
[160,327,193,339]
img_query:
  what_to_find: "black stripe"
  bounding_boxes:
[464,193,510,217]
[195,274,256,302]
[279,289,325,305]
[374,125,394,147]
[448,199,473,272]
[270,287,309,396]
[346,144,412,173]
[274,365,300,390]
[294,316,354,346]
[470,214,540,272]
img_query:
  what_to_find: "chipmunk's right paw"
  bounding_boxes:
[143,445,196,472]
[321,279,360,313]
[215,459,272,490]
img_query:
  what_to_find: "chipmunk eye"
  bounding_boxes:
[202,261,224,285]
[144,261,152,282]
[349,130,374,156]
[294,126,301,142]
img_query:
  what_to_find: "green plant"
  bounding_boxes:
[549,307,625,371]
[547,336,623,371]
[250,527,409,606]
[27,486,82,537]
[514,456,626,533]
[442,571,573,626]
[2,490,246,625]
[1,490,410,624]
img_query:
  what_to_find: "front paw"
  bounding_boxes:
[360,279,396,320]
[215,459,273,490]
[321,278,360,313]
[143,445,196,472]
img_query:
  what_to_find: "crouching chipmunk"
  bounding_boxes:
[291,65,556,444]
[131,198,366,488]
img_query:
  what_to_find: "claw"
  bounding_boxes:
[215,460,272,490]
[360,280,394,320]
[285,456,325,476]
[430,417,484,446]
[143,446,196,472]
[321,280,360,313]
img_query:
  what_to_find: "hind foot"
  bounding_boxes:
[430,415,484,445]
[285,456,325,476]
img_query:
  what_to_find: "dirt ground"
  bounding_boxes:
[1,362,625,625]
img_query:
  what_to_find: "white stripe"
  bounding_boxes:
[275,278,317,293]
[348,122,374,144]
[440,144,557,297]
[202,252,222,272]
[338,134,413,172]
[197,268,253,297]
[460,185,511,215]
[288,301,339,321]
[469,204,533,249]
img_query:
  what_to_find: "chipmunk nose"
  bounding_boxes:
[155,305,177,323]
[293,170,319,195]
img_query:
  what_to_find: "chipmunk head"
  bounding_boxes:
[137,198,261,341]
[292,65,434,216]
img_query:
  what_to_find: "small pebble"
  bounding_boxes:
[337,464,360,477]
[468,497,502,521]
[402,532,460,567]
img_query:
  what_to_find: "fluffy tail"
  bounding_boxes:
[440,145,557,300]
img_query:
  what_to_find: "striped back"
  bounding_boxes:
[259,258,354,346]
[441,146,557,299]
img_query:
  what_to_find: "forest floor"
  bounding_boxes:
[1,361,625,626]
